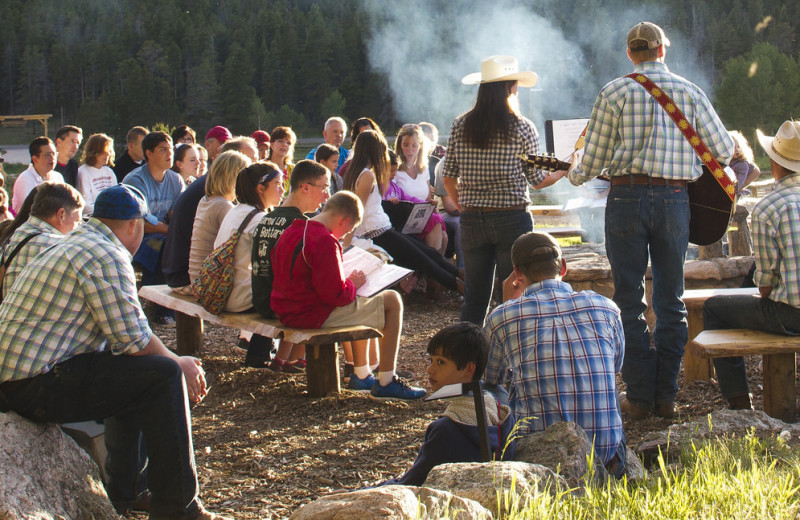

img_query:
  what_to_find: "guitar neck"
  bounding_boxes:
[521,154,570,172]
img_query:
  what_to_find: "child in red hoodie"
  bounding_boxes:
[270,191,425,400]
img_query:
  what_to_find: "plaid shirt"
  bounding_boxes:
[0,216,64,298]
[485,279,625,464]
[443,114,545,208]
[752,174,800,307]
[569,61,734,185]
[0,219,152,383]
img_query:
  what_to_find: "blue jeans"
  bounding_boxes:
[460,209,533,325]
[2,351,201,518]
[606,184,689,407]
[705,295,800,398]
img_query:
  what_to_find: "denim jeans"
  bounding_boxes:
[605,184,689,407]
[2,351,201,518]
[459,209,533,325]
[705,295,800,398]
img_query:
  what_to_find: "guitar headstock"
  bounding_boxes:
[519,154,571,172]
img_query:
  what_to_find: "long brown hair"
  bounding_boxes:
[342,130,390,196]
[462,80,519,149]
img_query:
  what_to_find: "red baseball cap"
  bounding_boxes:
[204,126,233,143]
[251,130,271,144]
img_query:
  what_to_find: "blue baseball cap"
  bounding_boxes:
[93,185,159,225]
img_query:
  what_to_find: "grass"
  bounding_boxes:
[476,431,800,519]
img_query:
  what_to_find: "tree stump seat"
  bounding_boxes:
[138,285,382,397]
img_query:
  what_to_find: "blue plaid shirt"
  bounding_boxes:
[485,279,625,464]
[752,174,800,307]
[0,219,152,382]
[569,61,734,184]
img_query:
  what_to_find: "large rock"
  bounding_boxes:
[0,412,119,520]
[424,461,566,514]
[514,421,607,486]
[289,485,490,520]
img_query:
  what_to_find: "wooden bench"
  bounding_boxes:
[683,287,759,382]
[138,285,382,397]
[530,205,568,217]
[690,329,800,422]
[538,226,587,241]
[748,178,774,198]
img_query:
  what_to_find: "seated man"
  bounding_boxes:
[485,231,627,476]
[703,120,800,410]
[378,322,516,486]
[270,190,425,400]
[12,137,64,213]
[1,182,84,297]
[0,185,229,520]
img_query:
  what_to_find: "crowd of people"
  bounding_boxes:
[1,19,798,517]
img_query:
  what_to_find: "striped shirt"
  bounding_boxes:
[485,279,625,464]
[0,218,152,383]
[0,216,64,298]
[752,174,800,307]
[569,61,734,185]
[443,114,545,208]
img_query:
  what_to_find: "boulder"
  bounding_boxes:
[514,421,606,486]
[289,485,490,520]
[0,412,119,519]
[424,461,566,514]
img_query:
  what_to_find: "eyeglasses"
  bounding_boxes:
[402,124,421,130]
[307,183,330,194]
[37,152,56,158]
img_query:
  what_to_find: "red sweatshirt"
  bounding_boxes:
[270,219,356,328]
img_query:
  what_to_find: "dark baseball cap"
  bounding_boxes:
[93,185,158,225]
[511,231,561,267]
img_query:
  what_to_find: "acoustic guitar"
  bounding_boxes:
[520,154,736,245]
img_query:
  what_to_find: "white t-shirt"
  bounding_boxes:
[213,203,265,312]
[395,170,430,201]
[11,165,64,213]
[77,164,118,216]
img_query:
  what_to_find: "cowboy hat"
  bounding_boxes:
[757,120,800,172]
[461,55,538,88]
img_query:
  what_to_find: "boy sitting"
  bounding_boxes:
[378,322,516,486]
[270,190,425,400]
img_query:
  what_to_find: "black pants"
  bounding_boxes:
[373,229,459,291]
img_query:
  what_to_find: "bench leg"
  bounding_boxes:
[306,342,340,397]
[762,353,796,422]
[175,312,203,356]
[684,307,714,383]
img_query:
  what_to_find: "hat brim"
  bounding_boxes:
[758,129,800,172]
[143,214,159,226]
[461,71,538,88]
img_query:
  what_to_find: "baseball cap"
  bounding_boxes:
[627,22,670,50]
[251,130,271,144]
[93,185,158,225]
[204,125,233,143]
[511,232,561,267]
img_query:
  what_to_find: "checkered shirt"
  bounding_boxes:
[569,61,734,185]
[1,216,64,298]
[485,279,625,464]
[443,114,545,208]
[752,174,800,307]
[0,219,152,382]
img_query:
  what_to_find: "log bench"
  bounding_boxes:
[689,329,800,422]
[682,287,759,383]
[138,285,382,397]
[537,226,588,241]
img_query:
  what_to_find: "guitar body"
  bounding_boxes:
[687,166,736,246]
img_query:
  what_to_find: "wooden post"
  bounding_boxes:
[175,311,203,356]
[684,305,714,382]
[306,342,340,397]
[728,205,753,257]
[762,353,796,422]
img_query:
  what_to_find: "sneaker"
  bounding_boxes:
[154,315,176,328]
[283,359,306,374]
[348,373,377,391]
[370,376,426,401]
[265,358,285,374]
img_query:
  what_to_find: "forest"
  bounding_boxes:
[0,0,798,145]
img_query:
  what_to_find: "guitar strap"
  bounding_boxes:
[625,73,735,202]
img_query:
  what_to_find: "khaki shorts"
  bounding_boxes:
[322,294,385,330]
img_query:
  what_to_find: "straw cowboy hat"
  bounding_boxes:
[461,55,538,88]
[757,120,800,172]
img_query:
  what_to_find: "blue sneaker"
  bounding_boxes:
[348,373,377,391]
[370,376,426,401]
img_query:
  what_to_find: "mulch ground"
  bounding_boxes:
[132,285,770,520]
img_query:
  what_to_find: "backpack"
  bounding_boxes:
[192,208,260,314]
[0,232,42,304]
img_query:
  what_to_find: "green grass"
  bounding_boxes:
[478,432,800,519]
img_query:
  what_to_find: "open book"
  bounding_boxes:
[341,245,413,298]
[381,200,435,234]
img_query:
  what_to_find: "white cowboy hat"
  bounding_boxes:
[757,120,800,172]
[461,55,538,88]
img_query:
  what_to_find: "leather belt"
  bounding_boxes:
[462,204,528,213]
[611,175,687,188]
